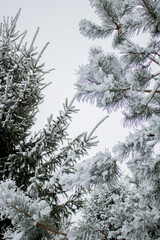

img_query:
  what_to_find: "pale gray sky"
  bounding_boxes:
[1,0,129,159]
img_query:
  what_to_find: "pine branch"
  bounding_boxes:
[86,115,109,141]
[0,98,5,104]
[141,0,159,33]
[9,8,21,37]
[127,51,160,66]
[110,88,160,94]
[99,0,121,31]
[141,0,157,20]
[10,205,67,237]
[35,42,50,65]
[29,27,40,51]
[96,228,108,240]
[98,60,109,75]
[17,30,27,50]
[99,0,133,45]
[144,83,160,108]
[68,95,76,108]
[4,77,10,102]
[148,56,160,66]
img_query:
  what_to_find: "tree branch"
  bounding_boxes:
[10,205,67,237]
[110,88,160,94]
[98,61,109,75]
[0,98,5,104]
[99,0,121,31]
[128,51,160,66]
[148,56,160,66]
[141,0,160,33]
[144,83,160,108]
[86,115,109,141]
[141,0,157,20]
[96,228,108,240]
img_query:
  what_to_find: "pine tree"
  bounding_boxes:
[71,0,160,239]
[0,11,97,239]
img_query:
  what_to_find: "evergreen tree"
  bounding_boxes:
[70,0,160,239]
[0,11,97,239]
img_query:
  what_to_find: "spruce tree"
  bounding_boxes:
[70,0,160,239]
[0,11,97,239]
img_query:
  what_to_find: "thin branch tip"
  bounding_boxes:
[87,115,109,141]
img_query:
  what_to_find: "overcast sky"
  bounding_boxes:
[1,0,130,163]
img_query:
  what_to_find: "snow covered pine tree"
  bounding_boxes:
[70,0,160,239]
[0,11,98,239]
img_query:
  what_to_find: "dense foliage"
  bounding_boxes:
[69,0,160,239]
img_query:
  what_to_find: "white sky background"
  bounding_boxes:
[1,0,130,165]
